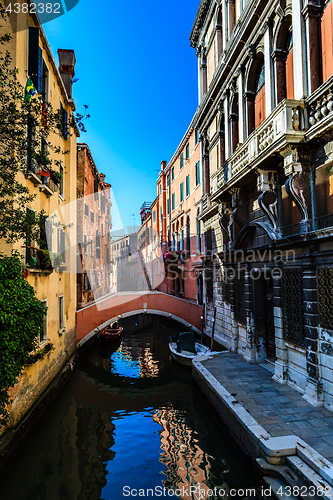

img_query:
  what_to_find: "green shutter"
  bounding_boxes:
[180,153,184,169]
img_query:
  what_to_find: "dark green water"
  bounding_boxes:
[0,318,262,499]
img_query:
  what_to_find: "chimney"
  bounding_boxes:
[160,161,167,170]
[58,49,76,98]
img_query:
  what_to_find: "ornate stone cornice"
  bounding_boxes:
[190,0,212,49]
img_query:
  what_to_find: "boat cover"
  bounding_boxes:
[177,332,196,353]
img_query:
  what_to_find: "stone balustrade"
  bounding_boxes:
[307,75,333,129]
[213,99,305,192]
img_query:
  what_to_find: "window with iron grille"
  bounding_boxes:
[281,268,304,346]
[317,267,333,329]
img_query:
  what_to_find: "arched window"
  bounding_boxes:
[216,7,223,61]
[254,64,266,128]
[274,16,293,103]
[230,95,239,153]
[186,216,191,253]
[196,209,202,253]
[321,0,333,84]
[285,32,294,99]
[246,53,265,135]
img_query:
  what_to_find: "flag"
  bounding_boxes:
[24,78,36,102]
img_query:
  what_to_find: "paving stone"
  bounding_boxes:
[322,435,333,445]
[315,425,333,439]
[294,428,320,439]
[200,351,333,465]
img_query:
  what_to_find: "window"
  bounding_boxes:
[84,203,89,218]
[101,195,106,213]
[160,207,163,220]
[180,152,184,169]
[153,210,156,223]
[41,60,49,103]
[83,234,87,253]
[186,175,190,197]
[25,208,35,265]
[167,198,170,215]
[254,63,265,128]
[59,164,64,198]
[180,183,184,203]
[196,212,202,253]
[90,210,94,223]
[40,300,47,343]
[171,167,174,181]
[179,229,184,251]
[195,129,200,145]
[57,228,66,262]
[28,26,42,92]
[186,218,191,253]
[185,143,189,160]
[167,174,170,187]
[96,231,100,259]
[59,101,67,140]
[59,295,64,331]
[195,161,200,186]
[83,272,90,290]
[172,192,175,211]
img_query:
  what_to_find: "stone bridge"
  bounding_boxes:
[76,291,203,347]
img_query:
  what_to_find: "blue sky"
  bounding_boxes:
[43,0,200,231]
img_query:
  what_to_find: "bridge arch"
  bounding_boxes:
[76,292,203,348]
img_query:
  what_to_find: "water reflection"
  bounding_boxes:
[0,318,260,500]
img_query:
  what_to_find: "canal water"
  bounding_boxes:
[0,317,262,499]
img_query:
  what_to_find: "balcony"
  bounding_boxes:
[25,170,42,186]
[211,99,306,198]
[39,178,58,197]
[305,75,333,141]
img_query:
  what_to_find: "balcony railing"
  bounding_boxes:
[316,214,333,231]
[306,74,333,133]
[211,99,305,194]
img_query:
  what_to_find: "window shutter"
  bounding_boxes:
[28,27,42,92]
[63,109,68,139]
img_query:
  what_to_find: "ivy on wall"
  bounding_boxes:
[0,252,46,423]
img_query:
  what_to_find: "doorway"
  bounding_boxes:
[253,273,276,361]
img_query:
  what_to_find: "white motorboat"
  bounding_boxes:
[169,337,212,366]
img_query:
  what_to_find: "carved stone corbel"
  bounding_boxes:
[285,172,312,232]
[282,147,312,232]
[231,188,247,234]
[219,205,233,248]
[255,170,282,240]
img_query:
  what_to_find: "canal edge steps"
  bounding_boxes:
[192,354,333,499]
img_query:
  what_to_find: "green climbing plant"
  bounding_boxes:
[0,251,47,424]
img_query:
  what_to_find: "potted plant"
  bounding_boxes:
[50,252,64,269]
[50,170,62,185]
[37,249,53,270]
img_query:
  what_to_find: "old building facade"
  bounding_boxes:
[0,10,79,426]
[190,0,333,409]
[76,143,112,308]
